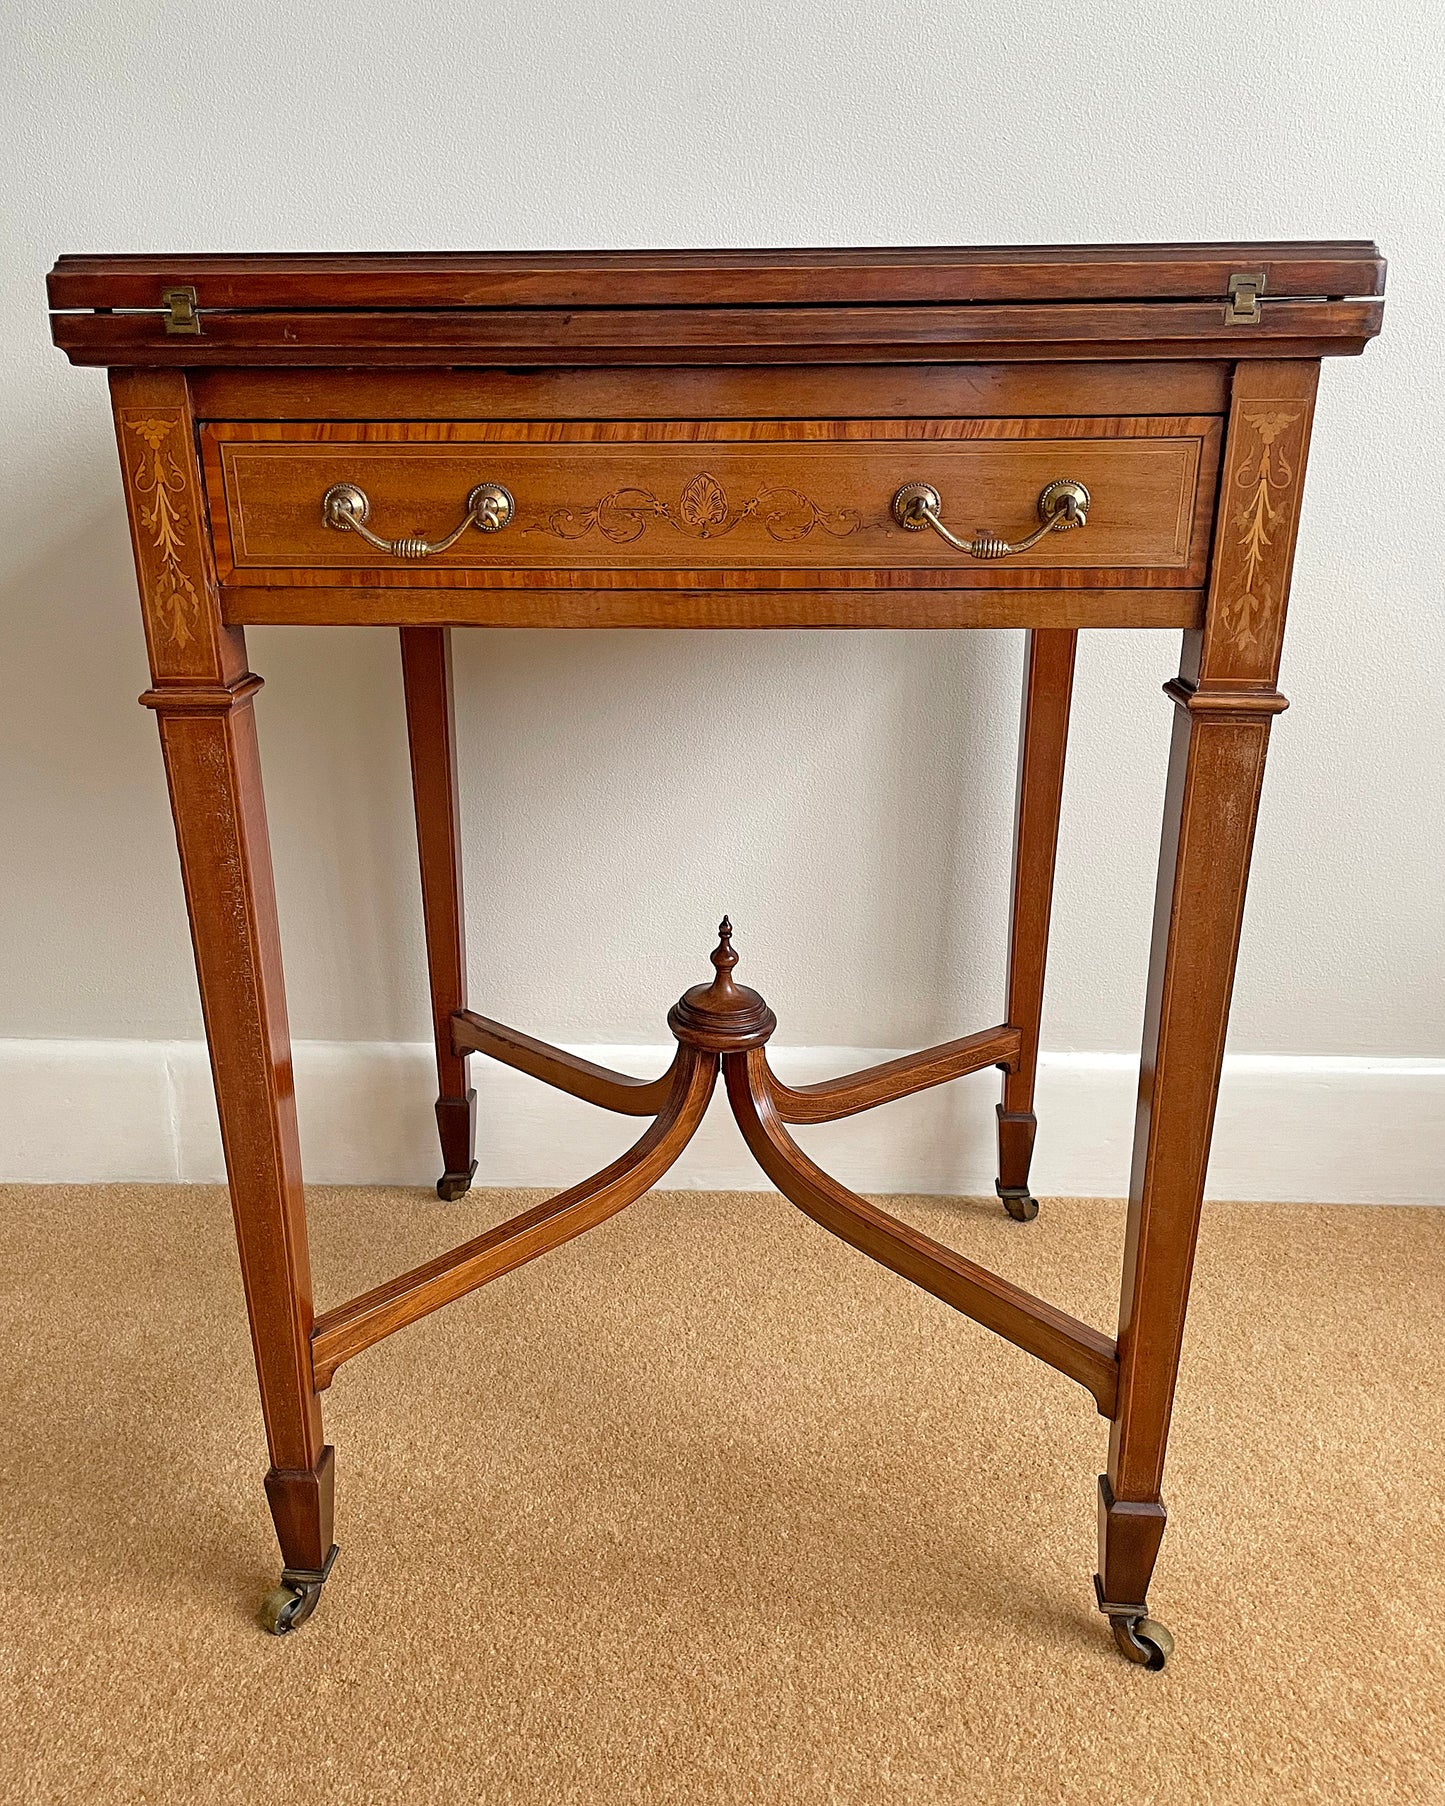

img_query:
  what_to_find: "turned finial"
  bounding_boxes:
[712,917,737,976]
[667,914,776,1051]
[695,916,743,1010]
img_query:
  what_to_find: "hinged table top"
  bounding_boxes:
[48,240,1384,366]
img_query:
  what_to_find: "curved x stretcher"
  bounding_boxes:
[299,919,1165,1667]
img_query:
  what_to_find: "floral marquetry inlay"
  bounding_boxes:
[530,471,867,546]
[124,414,202,650]
[1217,406,1306,660]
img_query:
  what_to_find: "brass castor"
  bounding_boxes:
[436,1170,474,1202]
[261,1581,321,1635]
[998,1186,1040,1222]
[259,1544,338,1636]
[1109,1614,1174,1670]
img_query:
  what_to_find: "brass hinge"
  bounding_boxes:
[161,285,201,335]
[1224,271,1265,325]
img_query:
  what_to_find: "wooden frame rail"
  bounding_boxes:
[728,1048,1118,1414]
[452,1008,678,1115]
[763,1023,1021,1124]
[311,1047,716,1387]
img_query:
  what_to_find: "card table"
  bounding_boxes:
[48,241,1385,1659]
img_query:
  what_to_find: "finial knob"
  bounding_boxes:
[668,916,776,1052]
[711,917,737,977]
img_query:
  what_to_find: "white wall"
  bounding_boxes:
[3,3,1443,1198]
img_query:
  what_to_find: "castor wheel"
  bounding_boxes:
[259,1543,338,1636]
[998,1186,1040,1222]
[261,1581,321,1635]
[1109,1614,1174,1670]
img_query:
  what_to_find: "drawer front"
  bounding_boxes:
[202,418,1221,589]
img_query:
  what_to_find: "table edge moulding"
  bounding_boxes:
[48,240,1385,1665]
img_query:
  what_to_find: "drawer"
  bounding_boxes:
[201,418,1222,590]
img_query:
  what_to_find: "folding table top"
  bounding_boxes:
[47,240,1385,365]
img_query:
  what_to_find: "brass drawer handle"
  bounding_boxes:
[892,477,1090,559]
[322,481,514,557]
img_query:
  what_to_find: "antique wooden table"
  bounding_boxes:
[49,242,1384,1665]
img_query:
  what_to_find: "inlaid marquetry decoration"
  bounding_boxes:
[124,414,202,650]
[1218,406,1306,659]
[530,470,865,545]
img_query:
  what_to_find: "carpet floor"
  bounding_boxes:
[2,1181,1441,1804]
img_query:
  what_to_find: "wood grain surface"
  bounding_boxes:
[219,583,1206,631]
[188,361,1233,424]
[48,240,1387,310]
[52,299,1384,366]
[202,416,1221,590]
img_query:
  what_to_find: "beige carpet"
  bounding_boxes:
[2,1181,1441,1804]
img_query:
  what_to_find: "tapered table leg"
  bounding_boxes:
[1098,362,1319,1666]
[112,372,335,1631]
[400,625,476,1200]
[997,628,1076,1222]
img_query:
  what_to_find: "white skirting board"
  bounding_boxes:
[2,1038,1442,1204]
